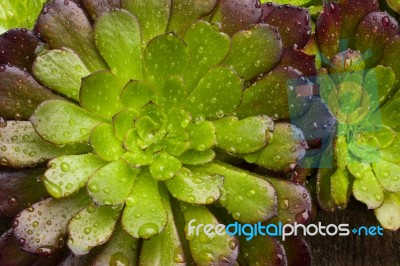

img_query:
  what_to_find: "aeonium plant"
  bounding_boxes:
[297,0,400,230]
[0,0,315,265]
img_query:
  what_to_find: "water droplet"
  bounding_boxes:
[43,179,63,198]
[84,227,92,234]
[138,223,159,239]
[88,182,100,193]
[382,16,390,27]
[8,196,18,206]
[60,162,70,172]
[173,247,185,263]
[110,252,129,266]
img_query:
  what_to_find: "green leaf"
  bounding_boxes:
[168,0,217,36]
[353,169,384,209]
[213,116,273,154]
[196,162,277,223]
[180,203,238,265]
[36,0,107,72]
[122,169,168,239]
[140,185,186,265]
[317,168,340,211]
[67,205,120,255]
[330,168,351,208]
[364,66,396,108]
[0,0,47,33]
[223,24,282,81]
[143,33,190,90]
[81,0,120,20]
[187,121,216,151]
[186,67,243,120]
[122,150,154,167]
[236,67,313,120]
[239,235,286,266]
[374,192,400,230]
[32,48,90,101]
[31,100,104,145]
[183,21,230,91]
[121,0,171,45]
[178,149,215,165]
[165,108,192,137]
[13,190,90,255]
[150,151,182,181]
[166,167,223,204]
[44,153,107,198]
[0,121,88,168]
[243,123,306,172]
[80,70,124,119]
[335,135,348,170]
[120,80,155,110]
[90,123,125,161]
[94,10,142,83]
[91,225,139,265]
[87,159,138,205]
[112,108,138,141]
[373,160,400,192]
[381,134,400,163]
[159,76,187,110]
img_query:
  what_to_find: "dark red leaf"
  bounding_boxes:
[355,12,399,68]
[339,0,380,47]
[316,2,342,60]
[260,2,278,22]
[240,235,287,266]
[381,35,400,85]
[263,5,311,49]
[218,0,263,35]
[278,47,317,77]
[0,65,61,120]
[81,0,121,20]
[281,236,312,266]
[0,168,48,218]
[0,29,42,72]
[0,230,36,266]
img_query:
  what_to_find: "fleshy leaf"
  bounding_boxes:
[197,162,277,223]
[81,0,120,20]
[159,76,187,110]
[263,5,311,49]
[140,186,186,265]
[374,193,400,230]
[260,2,278,22]
[166,167,223,204]
[67,205,120,255]
[122,169,168,239]
[213,116,273,154]
[0,29,42,71]
[120,80,155,110]
[216,0,262,35]
[36,0,107,72]
[168,0,217,36]
[150,151,182,181]
[0,168,47,217]
[281,236,312,266]
[339,0,380,47]
[187,67,243,119]
[0,65,60,120]
[181,203,238,265]
[240,235,287,266]
[223,24,282,81]
[353,169,384,209]
[373,160,400,192]
[87,159,138,205]
[381,35,400,86]
[90,225,139,265]
[317,167,340,211]
[355,12,399,68]
[243,123,306,172]
[0,230,36,265]
[143,33,190,90]
[178,149,215,165]
[184,21,231,92]
[90,123,125,161]
[187,121,216,151]
[44,154,107,198]
[364,66,396,109]
[381,134,400,163]
[330,168,351,208]
[33,48,90,101]
[278,47,317,77]
[12,190,90,255]
[315,2,342,60]
[94,10,142,83]
[80,71,124,119]
[112,109,138,141]
[236,66,313,120]
[121,0,171,45]
[31,100,104,145]
[0,121,88,168]
[267,178,312,224]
